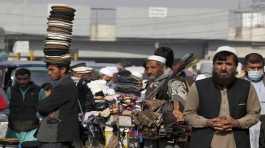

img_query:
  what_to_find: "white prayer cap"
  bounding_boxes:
[72,66,93,74]
[147,55,166,64]
[108,66,119,73]
[214,46,237,57]
[125,66,145,78]
[99,66,118,77]
[196,74,208,81]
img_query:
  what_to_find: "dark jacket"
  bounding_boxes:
[252,77,265,148]
[38,75,79,142]
[9,82,40,132]
[189,78,251,148]
[77,79,95,112]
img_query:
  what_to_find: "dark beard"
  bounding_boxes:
[212,71,236,88]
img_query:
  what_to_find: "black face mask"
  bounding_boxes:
[212,70,237,88]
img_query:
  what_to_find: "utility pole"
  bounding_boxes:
[238,0,242,9]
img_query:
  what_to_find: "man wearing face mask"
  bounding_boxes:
[184,46,261,148]
[243,53,265,148]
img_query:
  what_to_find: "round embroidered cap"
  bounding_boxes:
[214,46,237,57]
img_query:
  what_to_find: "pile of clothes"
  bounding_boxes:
[113,70,143,96]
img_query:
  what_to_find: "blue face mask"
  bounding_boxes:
[247,70,264,82]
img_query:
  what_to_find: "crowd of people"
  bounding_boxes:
[0,46,264,148]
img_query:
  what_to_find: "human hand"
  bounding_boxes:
[173,110,184,122]
[220,116,240,131]
[44,90,52,96]
[207,116,239,132]
[207,117,224,131]
[172,101,184,122]
[48,112,56,118]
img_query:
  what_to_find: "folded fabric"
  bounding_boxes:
[83,111,99,122]
[115,75,140,85]
[87,80,107,95]
[114,84,141,96]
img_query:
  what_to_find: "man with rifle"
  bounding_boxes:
[135,54,190,148]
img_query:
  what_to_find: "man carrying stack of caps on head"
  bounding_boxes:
[37,4,80,148]
[44,4,75,64]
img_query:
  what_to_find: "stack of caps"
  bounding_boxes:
[44,4,76,65]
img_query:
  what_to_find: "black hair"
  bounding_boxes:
[46,62,70,73]
[213,51,238,66]
[244,53,264,66]
[154,46,174,68]
[117,60,132,67]
[15,68,31,77]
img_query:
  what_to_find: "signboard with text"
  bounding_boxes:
[149,7,168,18]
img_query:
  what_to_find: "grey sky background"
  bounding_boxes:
[25,0,253,9]
[84,0,242,9]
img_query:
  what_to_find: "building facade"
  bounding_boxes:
[0,0,264,62]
